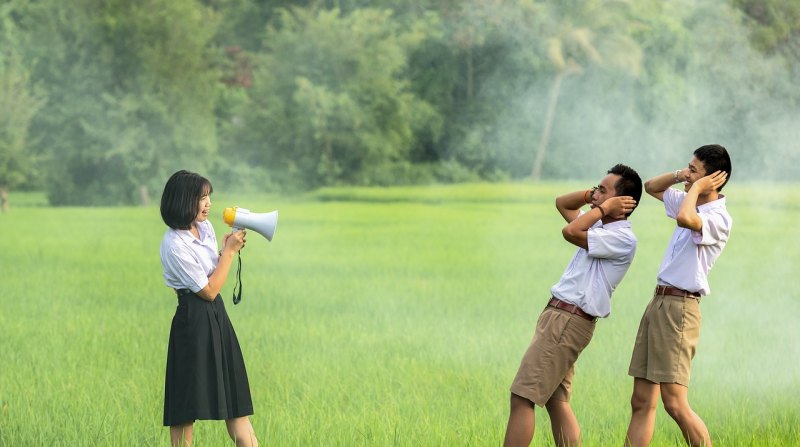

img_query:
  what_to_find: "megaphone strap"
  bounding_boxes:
[232,251,242,305]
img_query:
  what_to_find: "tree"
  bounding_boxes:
[17,0,220,205]
[732,0,800,56]
[0,6,45,212]
[405,0,535,179]
[225,6,439,190]
[525,0,642,180]
[210,0,308,53]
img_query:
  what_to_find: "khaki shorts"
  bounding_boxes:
[510,306,595,407]
[628,292,702,386]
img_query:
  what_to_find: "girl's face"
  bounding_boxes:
[195,190,211,223]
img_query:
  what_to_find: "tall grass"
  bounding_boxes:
[0,183,798,446]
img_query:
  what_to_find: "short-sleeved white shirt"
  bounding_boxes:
[550,212,637,318]
[160,220,220,293]
[656,187,732,296]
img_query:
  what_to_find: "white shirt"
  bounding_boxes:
[160,220,220,293]
[656,187,732,296]
[550,213,637,318]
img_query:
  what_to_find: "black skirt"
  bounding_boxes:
[163,290,253,426]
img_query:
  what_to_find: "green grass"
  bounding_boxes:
[1,182,798,446]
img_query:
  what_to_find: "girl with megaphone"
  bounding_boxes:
[159,170,259,447]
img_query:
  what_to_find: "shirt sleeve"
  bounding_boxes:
[692,210,732,246]
[663,187,685,219]
[587,227,636,260]
[164,243,210,293]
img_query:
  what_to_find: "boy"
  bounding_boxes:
[625,144,732,447]
[504,164,642,447]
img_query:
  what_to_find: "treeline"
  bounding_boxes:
[1,0,798,206]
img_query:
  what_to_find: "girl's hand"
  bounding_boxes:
[222,229,246,254]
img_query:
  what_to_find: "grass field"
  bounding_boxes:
[1,183,798,446]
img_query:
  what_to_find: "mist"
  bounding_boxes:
[478,0,799,182]
[450,0,800,410]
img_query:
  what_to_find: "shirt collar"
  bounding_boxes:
[173,221,209,244]
[698,194,726,212]
[601,219,632,230]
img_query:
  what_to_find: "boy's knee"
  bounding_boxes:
[510,393,534,410]
[661,396,689,421]
[630,391,657,413]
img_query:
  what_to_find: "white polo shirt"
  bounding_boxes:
[550,213,637,318]
[656,187,732,296]
[160,220,220,293]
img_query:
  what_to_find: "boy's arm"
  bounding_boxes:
[644,169,686,202]
[555,188,594,223]
[562,196,637,249]
[676,171,728,231]
[560,206,604,249]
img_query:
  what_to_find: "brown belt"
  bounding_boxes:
[547,297,597,322]
[654,285,700,299]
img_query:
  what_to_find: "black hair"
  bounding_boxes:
[694,144,732,191]
[160,170,213,230]
[608,163,643,217]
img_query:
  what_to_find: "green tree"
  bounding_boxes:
[732,0,800,55]
[210,0,308,52]
[226,6,439,189]
[525,0,643,180]
[0,5,44,212]
[17,0,220,205]
[404,0,532,180]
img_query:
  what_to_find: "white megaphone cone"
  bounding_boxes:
[223,207,278,241]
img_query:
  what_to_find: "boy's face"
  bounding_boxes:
[683,156,708,193]
[590,173,620,208]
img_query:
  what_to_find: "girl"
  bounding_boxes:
[159,170,258,447]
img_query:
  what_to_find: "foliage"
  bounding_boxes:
[222,6,440,190]
[1,0,799,205]
[0,4,45,204]
[14,0,220,205]
[732,0,800,55]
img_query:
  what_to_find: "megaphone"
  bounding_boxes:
[223,206,278,241]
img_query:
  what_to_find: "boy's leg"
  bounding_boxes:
[660,383,711,447]
[625,378,660,447]
[545,398,580,447]
[503,393,536,447]
[506,307,594,447]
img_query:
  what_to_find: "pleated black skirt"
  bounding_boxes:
[163,290,253,426]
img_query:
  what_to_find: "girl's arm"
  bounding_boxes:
[196,230,246,301]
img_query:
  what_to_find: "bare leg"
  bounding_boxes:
[625,378,660,447]
[545,398,581,446]
[503,393,536,447]
[170,423,193,447]
[660,383,711,447]
[226,416,259,447]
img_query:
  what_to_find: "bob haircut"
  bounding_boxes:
[160,170,213,230]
